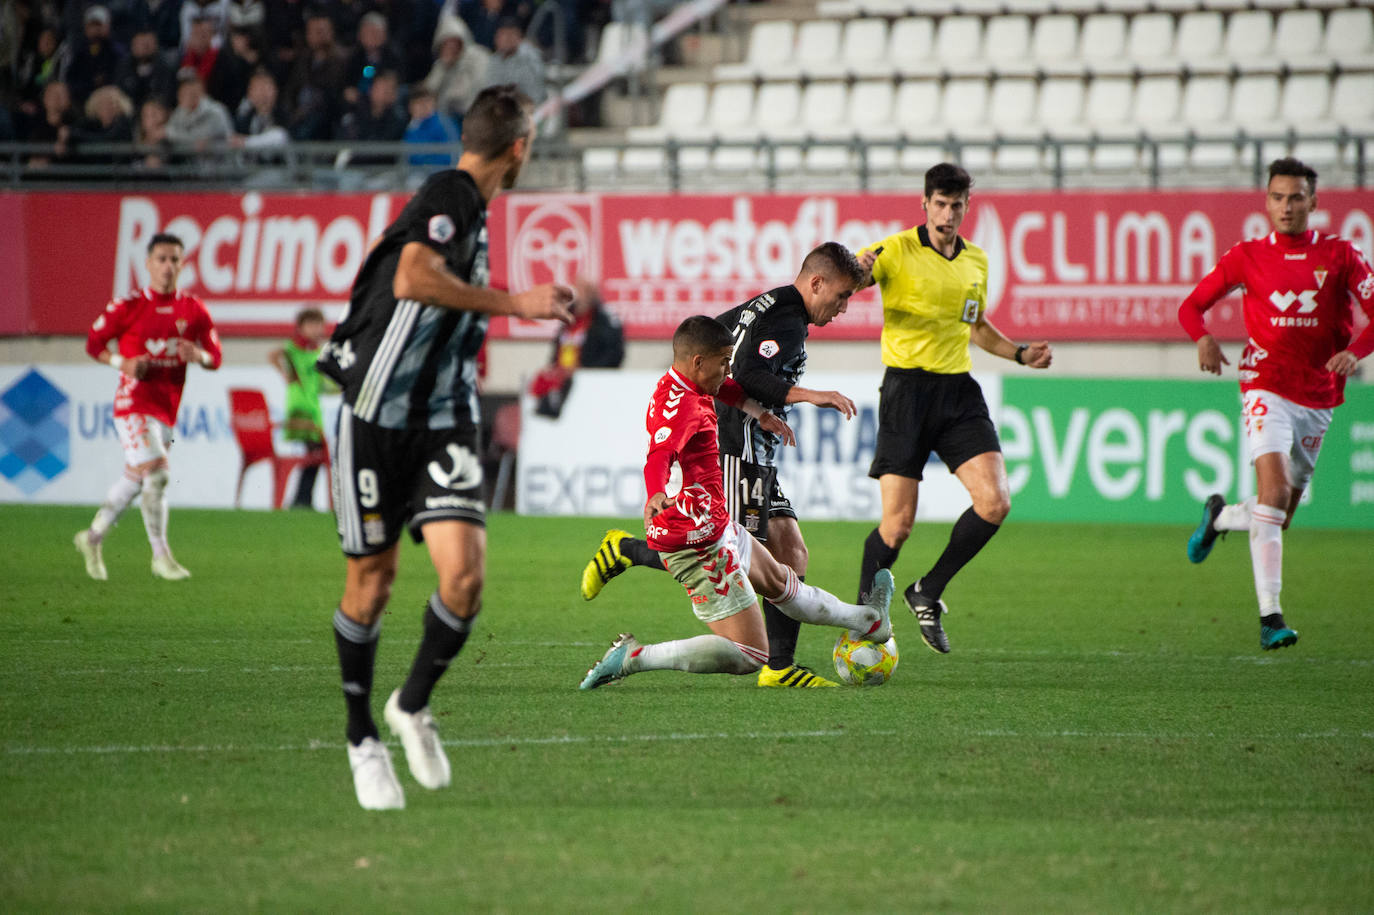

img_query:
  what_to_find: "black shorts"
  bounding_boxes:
[719,452,795,543]
[333,405,486,557]
[868,367,1001,481]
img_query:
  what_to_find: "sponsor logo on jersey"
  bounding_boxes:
[427,442,483,490]
[1284,253,1307,260]
[654,425,671,444]
[758,340,779,358]
[424,494,484,511]
[428,215,455,244]
[646,522,669,539]
[677,482,713,526]
[1268,290,1319,313]
[1359,275,1374,301]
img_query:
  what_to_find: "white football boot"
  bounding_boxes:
[347,737,405,810]
[384,689,451,789]
[150,554,191,580]
[74,530,107,581]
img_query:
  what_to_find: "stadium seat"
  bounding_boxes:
[1326,8,1374,73]
[964,15,1033,78]
[728,81,802,173]
[1099,0,1153,12]
[227,388,330,510]
[1226,10,1278,75]
[1170,11,1227,76]
[1052,0,1101,14]
[1078,77,1138,170]
[1037,77,1091,171]
[1276,73,1332,130]
[833,18,892,80]
[850,79,896,138]
[774,19,843,80]
[887,80,948,172]
[933,16,984,77]
[1190,74,1281,171]
[707,82,758,172]
[799,82,856,172]
[941,78,993,170]
[1070,14,1129,78]
[715,20,794,81]
[593,21,649,76]
[889,17,937,79]
[1178,75,1232,132]
[1027,15,1079,76]
[986,78,1042,171]
[1273,10,1327,74]
[617,82,711,173]
[1123,13,1177,77]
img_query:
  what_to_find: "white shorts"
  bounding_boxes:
[1242,389,1332,491]
[115,414,174,467]
[659,520,757,624]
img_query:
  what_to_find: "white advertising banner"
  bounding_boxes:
[0,364,338,510]
[516,369,990,523]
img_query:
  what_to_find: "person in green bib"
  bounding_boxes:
[270,307,334,508]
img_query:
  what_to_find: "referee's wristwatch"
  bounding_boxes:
[1013,343,1029,365]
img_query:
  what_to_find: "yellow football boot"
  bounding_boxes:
[580,529,633,601]
[756,664,839,688]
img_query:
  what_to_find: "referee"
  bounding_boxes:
[855,163,1052,654]
[319,86,574,810]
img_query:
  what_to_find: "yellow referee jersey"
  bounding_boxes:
[863,225,989,374]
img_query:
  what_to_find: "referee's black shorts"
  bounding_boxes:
[868,367,1001,481]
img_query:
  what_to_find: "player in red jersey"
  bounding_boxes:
[1178,158,1374,650]
[579,316,893,690]
[74,232,222,581]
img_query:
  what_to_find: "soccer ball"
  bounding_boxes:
[832,632,898,686]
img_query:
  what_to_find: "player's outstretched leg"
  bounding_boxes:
[74,530,108,581]
[347,737,405,810]
[904,581,950,654]
[1186,493,1227,563]
[579,632,766,689]
[580,633,642,689]
[767,567,892,645]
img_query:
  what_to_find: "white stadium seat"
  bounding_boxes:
[1330,73,1374,132]
[1071,14,1130,78]
[795,82,854,171]
[967,15,1033,78]
[715,20,793,81]
[887,80,947,172]
[1226,11,1277,75]
[933,16,984,77]
[941,78,993,171]
[890,17,937,78]
[749,82,805,171]
[1125,14,1177,76]
[1273,10,1326,75]
[849,80,896,138]
[1029,15,1079,74]
[1179,75,1231,131]
[987,78,1042,171]
[1171,11,1227,76]
[774,19,843,80]
[834,18,892,80]
[1325,8,1374,73]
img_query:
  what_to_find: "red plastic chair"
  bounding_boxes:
[227,388,331,509]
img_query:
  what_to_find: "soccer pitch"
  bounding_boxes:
[3,505,1372,912]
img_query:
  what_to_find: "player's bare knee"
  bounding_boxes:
[979,495,1011,525]
[437,570,483,619]
[879,519,912,549]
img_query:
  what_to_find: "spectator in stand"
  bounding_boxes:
[179,0,227,49]
[115,27,177,109]
[528,276,624,417]
[23,80,75,168]
[382,0,439,83]
[133,95,172,170]
[207,23,264,110]
[337,68,407,146]
[129,0,185,54]
[284,11,347,141]
[229,67,289,152]
[224,0,265,33]
[16,27,63,122]
[166,66,232,150]
[179,15,219,83]
[343,12,403,108]
[481,17,545,105]
[262,0,305,82]
[64,5,127,107]
[459,0,525,52]
[402,83,458,168]
[424,15,488,124]
[71,84,136,165]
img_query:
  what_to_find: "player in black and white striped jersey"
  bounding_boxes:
[318,85,573,810]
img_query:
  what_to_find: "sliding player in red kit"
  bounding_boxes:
[1179,158,1374,650]
[74,232,222,581]
[579,316,893,690]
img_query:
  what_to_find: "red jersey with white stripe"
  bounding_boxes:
[85,287,222,427]
[1179,230,1374,408]
[642,368,747,552]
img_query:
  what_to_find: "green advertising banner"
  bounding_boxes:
[999,377,1374,530]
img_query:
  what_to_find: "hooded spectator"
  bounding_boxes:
[423,15,489,121]
[115,27,177,108]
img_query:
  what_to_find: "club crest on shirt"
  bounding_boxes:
[428,214,455,244]
[758,340,780,358]
[1313,267,1327,290]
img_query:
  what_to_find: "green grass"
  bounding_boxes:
[3,505,1372,913]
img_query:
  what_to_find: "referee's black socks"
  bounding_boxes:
[920,507,1001,601]
[858,528,902,604]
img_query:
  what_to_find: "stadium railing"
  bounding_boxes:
[0,132,1367,191]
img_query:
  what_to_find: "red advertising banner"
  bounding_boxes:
[6,188,1372,341]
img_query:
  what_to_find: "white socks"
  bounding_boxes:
[628,635,766,675]
[90,471,142,543]
[768,568,879,635]
[1250,503,1286,616]
[1215,495,1256,532]
[140,467,171,559]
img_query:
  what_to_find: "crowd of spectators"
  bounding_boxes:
[0,0,614,175]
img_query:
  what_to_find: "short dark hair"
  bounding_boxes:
[673,315,733,360]
[1268,157,1318,194]
[147,232,183,254]
[799,242,864,287]
[924,162,973,199]
[460,84,534,158]
[296,307,325,327]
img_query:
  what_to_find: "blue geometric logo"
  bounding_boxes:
[0,369,70,494]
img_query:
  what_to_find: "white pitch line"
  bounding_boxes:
[5,728,1373,757]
